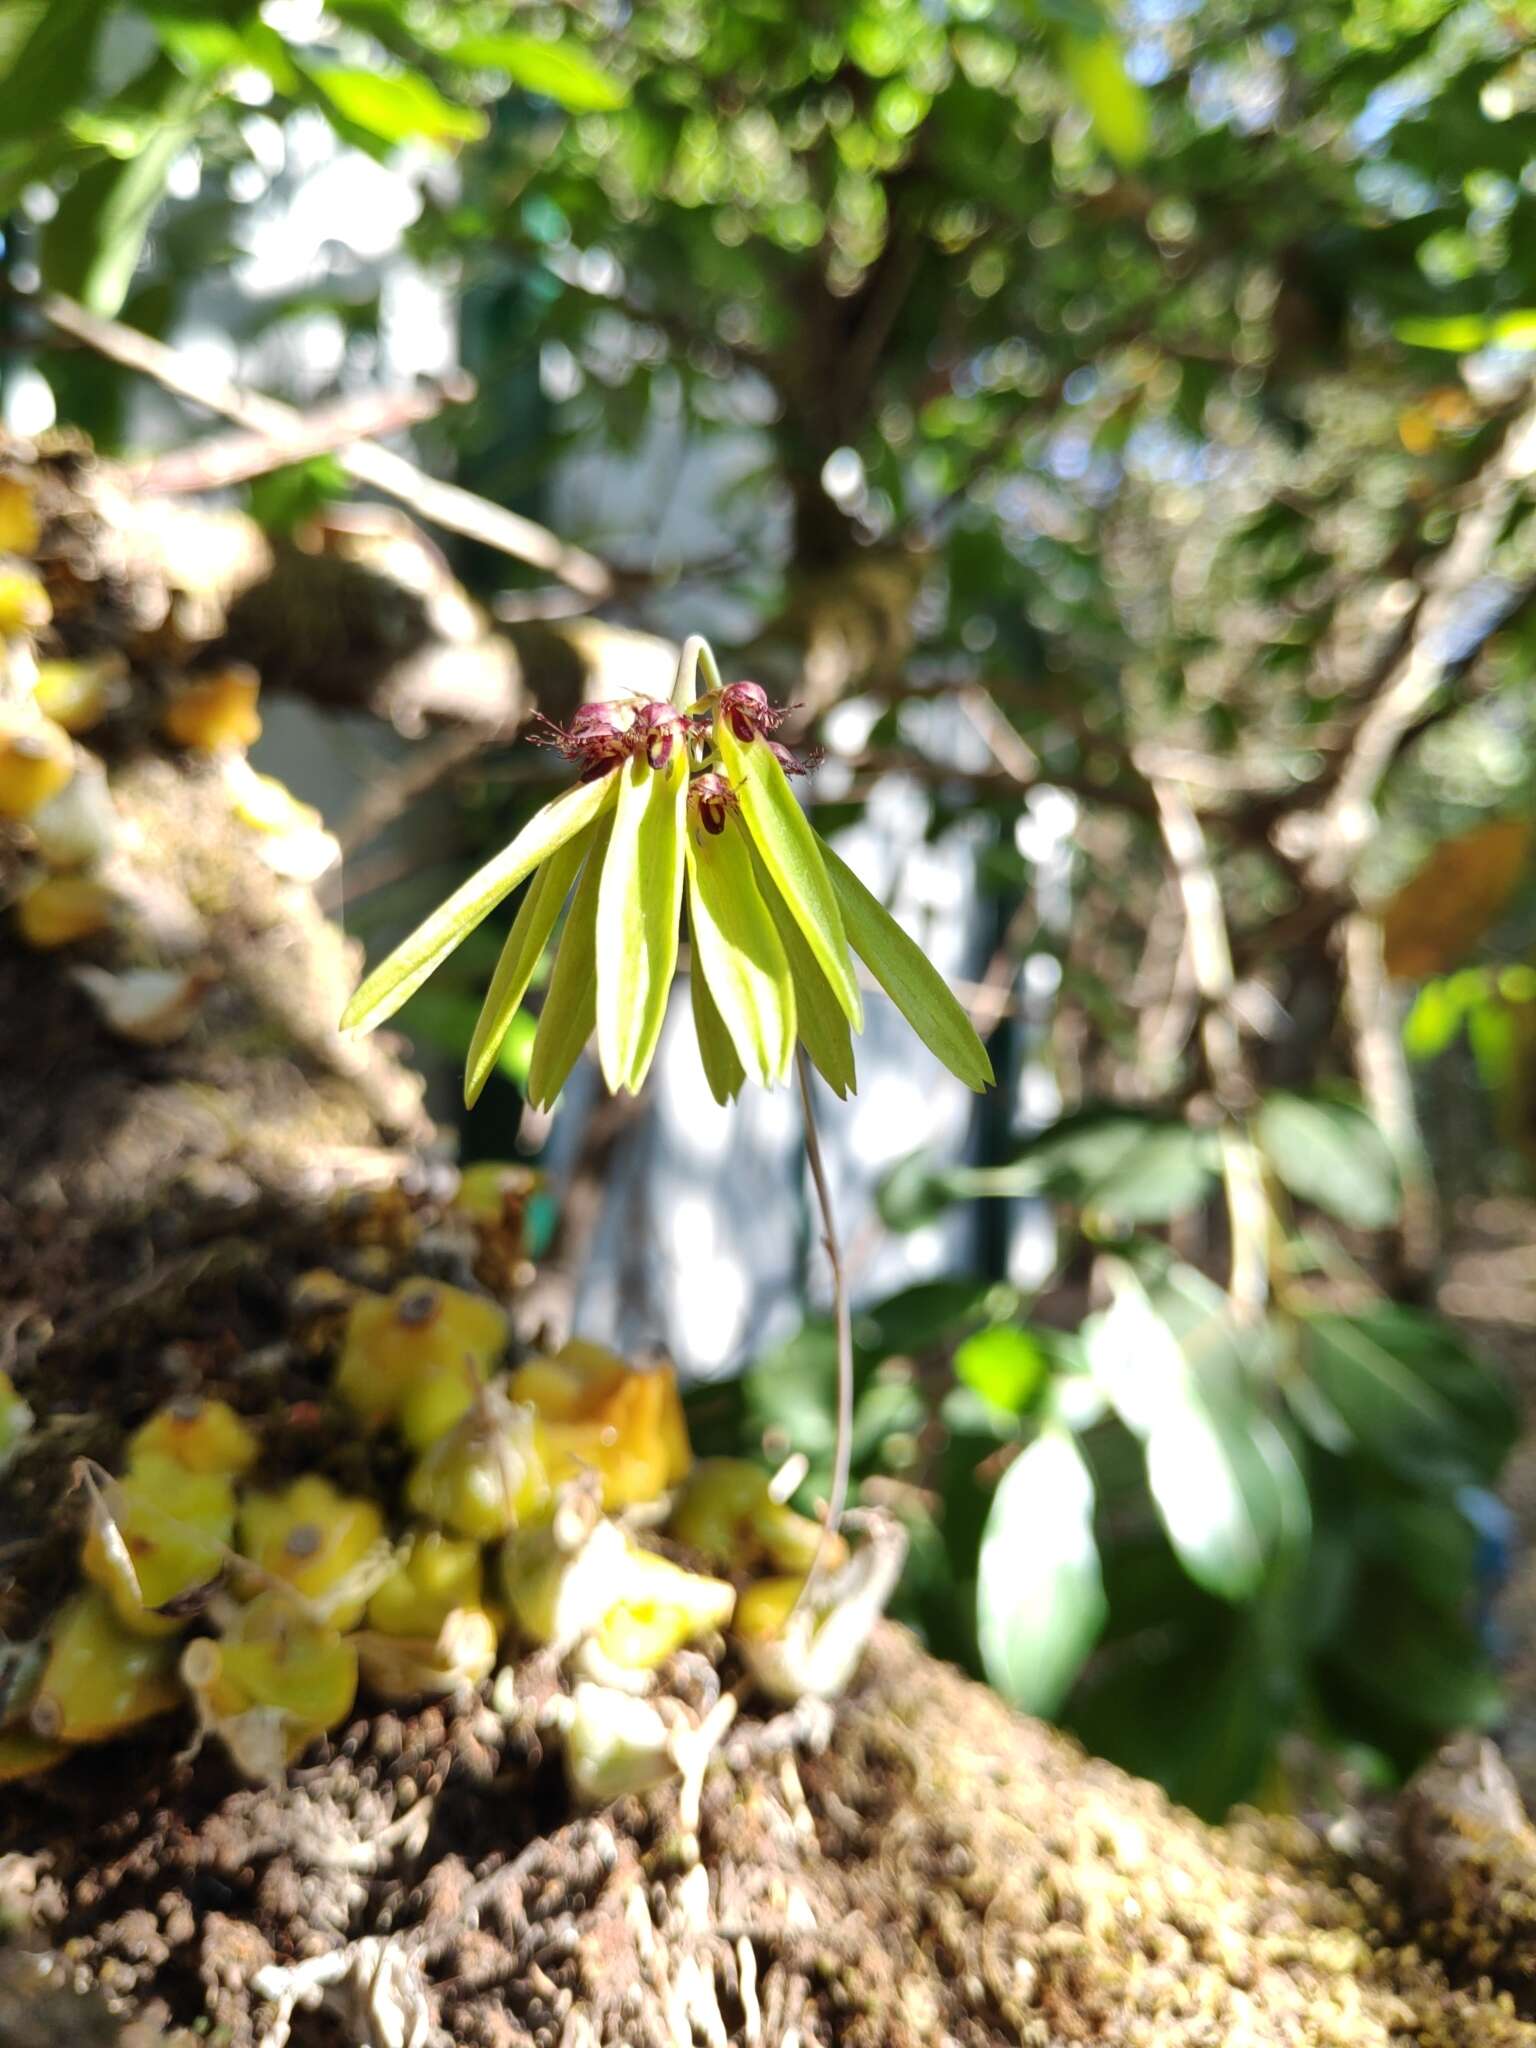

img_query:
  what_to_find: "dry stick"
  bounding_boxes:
[122,376,471,496]
[1151,778,1270,1324]
[40,292,616,600]
[1342,910,1441,1280]
[793,1047,854,1607]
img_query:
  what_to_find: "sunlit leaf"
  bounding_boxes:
[685,815,795,1089]
[954,1324,1047,1415]
[0,0,111,140]
[464,820,596,1109]
[977,1427,1106,1716]
[817,838,993,1091]
[448,31,628,112]
[689,949,745,1106]
[341,773,617,1036]
[594,750,686,1093]
[303,63,488,147]
[1256,1091,1400,1228]
[1397,312,1536,352]
[1085,1265,1290,1602]
[751,847,857,1098]
[526,820,610,1111]
[1058,32,1150,167]
[716,725,861,1031]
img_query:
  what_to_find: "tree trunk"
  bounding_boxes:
[2,440,1533,2048]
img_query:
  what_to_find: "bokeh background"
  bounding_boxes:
[7,0,1536,1818]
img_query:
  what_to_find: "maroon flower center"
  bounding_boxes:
[688,772,738,835]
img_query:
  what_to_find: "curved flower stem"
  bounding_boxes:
[794,1045,853,1607]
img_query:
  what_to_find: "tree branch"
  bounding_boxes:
[40,293,617,600]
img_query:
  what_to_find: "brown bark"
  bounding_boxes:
[4,439,1536,2048]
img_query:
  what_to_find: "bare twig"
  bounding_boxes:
[41,292,616,600]
[1341,911,1440,1282]
[1151,778,1269,1322]
[122,376,471,496]
[793,1048,854,1610]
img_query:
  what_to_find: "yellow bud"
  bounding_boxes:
[502,1516,630,1649]
[0,709,73,821]
[366,1530,484,1639]
[0,566,50,635]
[585,1544,735,1676]
[453,1162,540,1224]
[128,1396,258,1478]
[563,1682,675,1806]
[669,1458,838,1576]
[237,1475,386,1629]
[30,1589,182,1744]
[0,1369,33,1470]
[161,665,262,751]
[0,1726,67,1783]
[13,875,114,949]
[357,1606,498,1701]
[33,653,127,734]
[509,1340,691,1509]
[405,1389,549,1541]
[335,1278,509,1432]
[0,474,41,556]
[182,1593,358,1774]
[397,1364,479,1452]
[733,1576,802,1644]
[80,1455,234,1637]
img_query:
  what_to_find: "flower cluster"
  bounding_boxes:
[341,636,993,1108]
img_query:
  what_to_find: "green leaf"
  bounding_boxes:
[1322,1563,1502,1737]
[689,951,746,1106]
[527,820,610,1111]
[977,1427,1106,1716]
[953,1325,1047,1415]
[464,820,596,1109]
[751,847,857,1098]
[0,0,111,141]
[39,59,212,314]
[303,63,489,147]
[684,814,795,1089]
[877,1146,955,1232]
[949,1109,1217,1224]
[1058,32,1150,167]
[1396,311,1536,352]
[341,773,617,1036]
[1085,1267,1289,1602]
[448,30,628,112]
[1301,1308,1516,1489]
[594,749,686,1093]
[1256,1092,1400,1228]
[817,838,993,1092]
[716,724,862,1031]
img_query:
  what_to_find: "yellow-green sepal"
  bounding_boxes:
[750,846,857,1099]
[689,943,746,1104]
[684,815,795,1089]
[595,748,687,1093]
[816,836,994,1092]
[527,815,611,1109]
[341,772,618,1036]
[465,819,596,1108]
[715,722,862,1032]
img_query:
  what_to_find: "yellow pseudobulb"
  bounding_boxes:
[237,1475,386,1629]
[510,1339,691,1509]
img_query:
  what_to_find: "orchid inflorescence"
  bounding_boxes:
[341,637,993,1110]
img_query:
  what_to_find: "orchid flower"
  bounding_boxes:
[340,638,993,1110]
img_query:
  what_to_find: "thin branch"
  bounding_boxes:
[121,375,472,496]
[793,1048,853,1609]
[1151,778,1269,1323]
[1306,381,1536,885]
[40,292,616,600]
